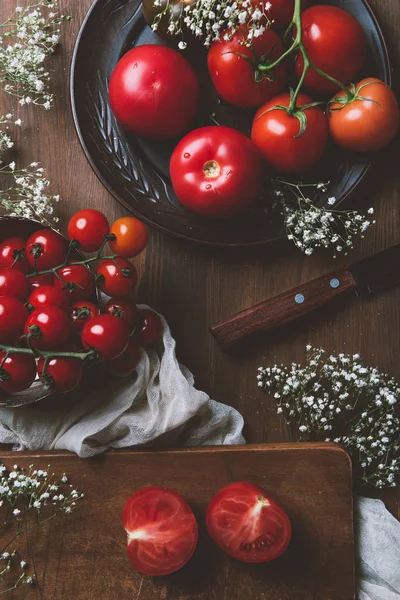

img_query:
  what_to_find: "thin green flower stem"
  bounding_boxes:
[0,574,27,596]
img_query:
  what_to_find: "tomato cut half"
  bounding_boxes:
[122,486,198,576]
[206,481,291,563]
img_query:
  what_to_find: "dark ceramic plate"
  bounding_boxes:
[71,0,391,247]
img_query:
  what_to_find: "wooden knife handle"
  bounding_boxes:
[210,267,357,351]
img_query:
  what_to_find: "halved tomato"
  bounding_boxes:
[206,481,291,563]
[122,486,198,576]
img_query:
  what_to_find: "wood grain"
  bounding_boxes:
[0,445,354,600]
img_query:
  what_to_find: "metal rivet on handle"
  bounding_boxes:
[295,294,305,304]
[330,278,340,289]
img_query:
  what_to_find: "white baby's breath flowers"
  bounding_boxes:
[258,346,399,488]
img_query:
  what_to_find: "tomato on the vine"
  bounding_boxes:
[96,258,137,298]
[54,265,95,301]
[70,300,99,332]
[37,356,83,393]
[329,78,400,152]
[251,92,328,173]
[108,218,148,259]
[207,26,287,108]
[29,273,53,290]
[135,310,163,348]
[0,351,37,393]
[104,340,141,377]
[81,314,129,359]
[295,5,367,95]
[68,209,110,252]
[170,126,263,218]
[0,297,28,343]
[206,481,291,563]
[0,269,30,301]
[104,298,138,333]
[122,486,198,576]
[109,45,199,140]
[28,285,71,312]
[0,237,31,274]
[26,229,67,271]
[24,306,72,350]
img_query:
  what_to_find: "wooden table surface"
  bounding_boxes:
[0,0,399,526]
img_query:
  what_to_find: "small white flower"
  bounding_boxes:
[13,509,21,516]
[20,560,27,568]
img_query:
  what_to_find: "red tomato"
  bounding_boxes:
[26,229,67,271]
[0,269,30,301]
[70,300,99,332]
[0,297,28,343]
[0,351,37,393]
[207,26,287,108]
[135,310,163,348]
[170,126,263,218]
[54,265,95,301]
[96,258,137,298]
[251,92,328,173]
[329,78,400,152]
[109,45,199,140]
[28,285,71,312]
[68,209,110,252]
[24,306,72,350]
[122,487,198,576]
[29,273,53,290]
[81,314,129,359]
[37,356,83,393]
[206,482,291,563]
[104,298,138,333]
[295,6,367,95]
[108,217,148,259]
[104,340,141,377]
[0,237,31,273]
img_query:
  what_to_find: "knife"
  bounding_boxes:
[210,245,400,351]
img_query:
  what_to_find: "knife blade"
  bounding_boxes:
[210,245,400,351]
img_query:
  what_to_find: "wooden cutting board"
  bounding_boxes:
[2,444,354,600]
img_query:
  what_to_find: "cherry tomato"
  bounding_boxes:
[28,285,71,312]
[135,310,163,348]
[0,237,31,274]
[24,306,72,350]
[108,218,148,259]
[37,356,83,393]
[0,351,37,393]
[122,486,198,576]
[295,6,367,96]
[29,273,53,290]
[96,258,137,298]
[208,26,287,109]
[26,229,67,271]
[170,126,263,218]
[54,265,95,301]
[0,269,30,301]
[81,314,129,359]
[67,209,110,252]
[206,481,291,563]
[104,298,138,333]
[70,300,99,332]
[109,45,199,140]
[251,92,328,173]
[104,340,141,377]
[329,78,399,152]
[0,297,28,343]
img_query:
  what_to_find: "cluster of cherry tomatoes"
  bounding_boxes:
[0,210,162,395]
[108,0,399,219]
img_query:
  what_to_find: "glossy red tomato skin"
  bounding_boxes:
[122,486,198,576]
[54,265,95,301]
[104,298,138,333]
[37,356,83,393]
[96,258,137,298]
[251,92,328,173]
[24,306,72,350]
[26,229,67,271]
[0,269,30,301]
[67,209,110,252]
[329,78,400,152]
[0,297,28,343]
[206,481,291,563]
[70,300,99,332]
[0,351,37,393]
[295,6,367,95]
[109,45,199,140]
[0,237,31,274]
[28,285,71,312]
[208,26,287,108]
[170,126,263,218]
[135,310,163,348]
[81,314,129,359]
[104,340,141,377]
[108,217,148,259]
[29,273,53,290]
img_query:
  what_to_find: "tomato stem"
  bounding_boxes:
[0,343,96,362]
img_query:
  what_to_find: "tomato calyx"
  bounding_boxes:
[329,80,382,111]
[223,44,279,84]
[258,89,323,138]
[11,248,26,269]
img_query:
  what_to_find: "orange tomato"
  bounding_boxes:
[108,217,148,258]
